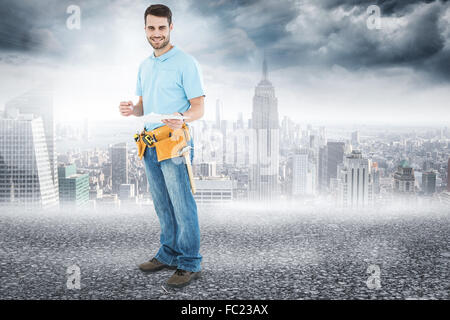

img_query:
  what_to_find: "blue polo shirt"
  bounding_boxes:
[135,45,205,131]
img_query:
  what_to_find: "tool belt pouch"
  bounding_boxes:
[136,138,146,160]
[154,124,191,162]
[154,133,186,162]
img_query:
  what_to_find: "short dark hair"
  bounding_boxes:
[144,4,172,25]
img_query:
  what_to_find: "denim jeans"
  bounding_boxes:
[143,137,202,272]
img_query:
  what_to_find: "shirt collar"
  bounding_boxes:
[150,45,178,62]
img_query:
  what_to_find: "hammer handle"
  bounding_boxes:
[184,153,196,194]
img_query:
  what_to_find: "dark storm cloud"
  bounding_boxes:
[189,0,450,81]
[0,0,68,53]
[320,0,449,15]
[1,0,449,81]
[189,0,299,49]
[0,0,150,55]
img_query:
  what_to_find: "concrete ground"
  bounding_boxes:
[0,202,448,300]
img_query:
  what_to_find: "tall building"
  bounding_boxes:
[110,142,128,194]
[221,119,234,166]
[215,99,223,130]
[372,162,380,194]
[326,141,345,187]
[290,149,316,196]
[351,131,360,147]
[249,55,280,201]
[318,145,328,192]
[319,126,326,146]
[422,171,436,195]
[198,162,217,177]
[336,150,374,208]
[58,164,89,207]
[393,160,415,194]
[4,88,58,194]
[237,112,244,130]
[447,158,450,192]
[0,114,59,208]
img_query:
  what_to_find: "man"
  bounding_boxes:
[118,4,204,288]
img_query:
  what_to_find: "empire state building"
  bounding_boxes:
[249,56,280,201]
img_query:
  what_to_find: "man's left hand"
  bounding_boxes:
[162,112,184,130]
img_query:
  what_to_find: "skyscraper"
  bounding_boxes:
[237,112,244,130]
[58,164,89,207]
[215,99,223,130]
[326,141,345,187]
[372,162,380,194]
[4,88,58,194]
[110,142,129,194]
[447,158,450,192]
[318,145,328,192]
[0,114,58,208]
[336,150,374,208]
[290,148,316,196]
[422,171,436,195]
[351,131,360,147]
[249,55,280,201]
[393,160,415,194]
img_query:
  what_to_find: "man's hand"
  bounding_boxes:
[119,101,134,117]
[162,112,184,130]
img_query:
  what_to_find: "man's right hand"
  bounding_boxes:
[119,101,134,116]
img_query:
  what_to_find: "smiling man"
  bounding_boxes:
[118,4,205,288]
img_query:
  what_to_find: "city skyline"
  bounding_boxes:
[2,82,449,208]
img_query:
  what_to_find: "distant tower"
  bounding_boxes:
[290,148,315,196]
[336,150,374,208]
[372,162,380,194]
[249,54,280,201]
[393,160,415,194]
[351,131,359,147]
[447,158,450,192]
[237,112,244,129]
[318,145,328,192]
[422,171,436,195]
[110,143,129,194]
[215,99,223,130]
[326,141,345,187]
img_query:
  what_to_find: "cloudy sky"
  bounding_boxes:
[0,0,449,126]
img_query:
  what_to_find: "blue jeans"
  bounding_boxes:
[143,138,202,272]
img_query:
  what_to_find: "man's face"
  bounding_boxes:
[145,15,172,50]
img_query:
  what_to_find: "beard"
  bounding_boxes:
[147,34,170,50]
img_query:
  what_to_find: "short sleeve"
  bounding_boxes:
[135,65,142,96]
[182,57,205,100]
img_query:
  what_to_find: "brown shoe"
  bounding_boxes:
[166,268,201,288]
[138,257,177,272]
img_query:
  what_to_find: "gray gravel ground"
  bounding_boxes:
[0,202,449,300]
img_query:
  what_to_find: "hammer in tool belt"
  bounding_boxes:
[178,145,196,194]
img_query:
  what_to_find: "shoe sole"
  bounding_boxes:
[166,271,202,288]
[139,265,178,273]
